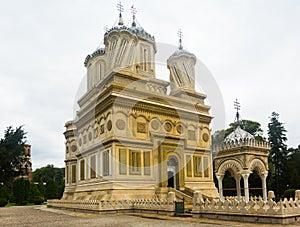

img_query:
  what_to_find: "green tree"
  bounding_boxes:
[212,119,264,146]
[0,185,9,200]
[45,179,59,200]
[0,126,27,186]
[286,146,300,189]
[268,112,288,198]
[28,182,42,203]
[32,164,64,184]
[13,178,30,205]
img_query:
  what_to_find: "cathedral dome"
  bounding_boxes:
[224,126,254,143]
[104,25,155,43]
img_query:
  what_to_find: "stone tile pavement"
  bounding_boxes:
[0,205,299,227]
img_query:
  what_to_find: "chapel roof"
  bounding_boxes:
[224,125,255,143]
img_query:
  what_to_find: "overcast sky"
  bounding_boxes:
[1,0,299,170]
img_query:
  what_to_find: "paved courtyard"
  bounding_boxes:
[0,205,299,227]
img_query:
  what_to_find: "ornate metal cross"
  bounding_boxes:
[177,29,183,40]
[234,99,241,122]
[131,5,137,15]
[117,1,124,14]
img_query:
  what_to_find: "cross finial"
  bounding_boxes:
[117,1,124,14]
[178,29,183,50]
[234,99,241,123]
[117,1,124,26]
[131,5,137,15]
[131,5,137,27]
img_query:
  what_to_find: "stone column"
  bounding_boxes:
[235,175,241,201]
[216,175,224,201]
[242,173,250,202]
[295,190,300,200]
[261,173,268,202]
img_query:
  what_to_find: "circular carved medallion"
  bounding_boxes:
[151,119,159,130]
[116,119,125,130]
[202,133,209,142]
[107,120,112,131]
[176,125,184,134]
[71,145,77,152]
[164,122,172,132]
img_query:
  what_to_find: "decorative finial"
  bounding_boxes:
[131,5,137,27]
[234,99,241,123]
[178,29,183,50]
[117,1,124,26]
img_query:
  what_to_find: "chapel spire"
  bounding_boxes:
[117,1,124,26]
[178,29,183,50]
[234,98,241,123]
[131,5,137,27]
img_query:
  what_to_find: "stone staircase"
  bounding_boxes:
[168,187,193,212]
[168,187,211,213]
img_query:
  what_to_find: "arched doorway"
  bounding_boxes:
[249,169,262,196]
[167,156,179,189]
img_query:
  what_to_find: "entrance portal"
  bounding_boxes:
[167,156,178,189]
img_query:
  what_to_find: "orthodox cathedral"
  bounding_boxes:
[62,4,220,202]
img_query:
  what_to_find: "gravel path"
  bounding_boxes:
[0,205,299,227]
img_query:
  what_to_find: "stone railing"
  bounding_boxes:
[192,191,300,224]
[47,192,175,214]
[213,138,270,153]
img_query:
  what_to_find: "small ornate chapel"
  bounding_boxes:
[62,4,219,202]
[213,100,270,202]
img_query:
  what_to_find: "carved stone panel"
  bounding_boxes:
[137,122,146,133]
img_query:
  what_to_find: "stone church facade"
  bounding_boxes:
[62,10,218,202]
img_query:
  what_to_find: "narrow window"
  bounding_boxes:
[109,40,117,62]
[144,151,150,175]
[143,49,147,71]
[103,151,110,176]
[119,148,127,175]
[129,150,141,175]
[203,156,209,177]
[117,40,128,65]
[71,165,76,183]
[173,66,183,83]
[186,155,192,177]
[98,63,102,81]
[193,156,203,177]
[183,63,191,84]
[80,159,85,180]
[90,155,96,179]
[66,165,69,184]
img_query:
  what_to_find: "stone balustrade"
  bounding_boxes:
[47,192,175,214]
[213,138,270,153]
[192,191,300,224]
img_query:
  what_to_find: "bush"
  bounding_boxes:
[33,196,44,205]
[283,189,296,199]
[0,198,8,207]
